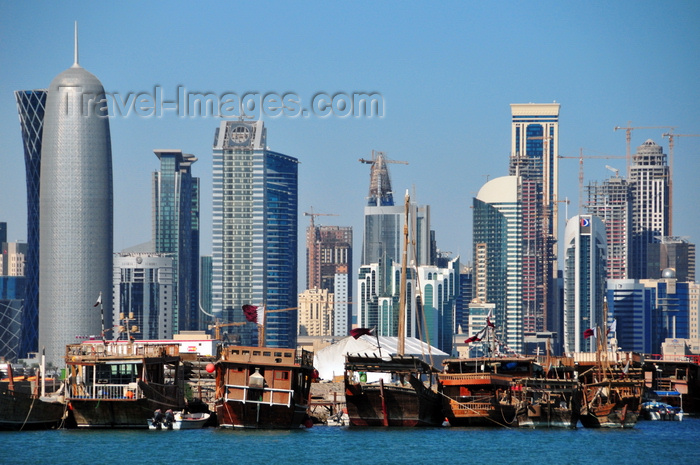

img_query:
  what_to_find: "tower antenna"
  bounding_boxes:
[73,21,79,67]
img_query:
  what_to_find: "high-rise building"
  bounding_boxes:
[585,174,631,279]
[113,253,174,340]
[645,236,696,283]
[689,283,700,354]
[509,103,559,336]
[472,176,523,354]
[153,149,200,332]
[298,288,334,336]
[563,215,607,353]
[38,30,113,366]
[199,255,213,327]
[212,120,298,347]
[14,89,46,358]
[415,257,460,355]
[0,222,6,246]
[629,139,669,279]
[306,224,352,291]
[359,190,434,345]
[641,270,691,353]
[607,279,655,354]
[305,223,352,336]
[455,265,473,335]
[333,268,351,336]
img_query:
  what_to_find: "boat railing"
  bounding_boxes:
[223,383,293,408]
[448,395,494,415]
[67,382,142,400]
[66,343,180,358]
[645,353,700,364]
[440,372,513,384]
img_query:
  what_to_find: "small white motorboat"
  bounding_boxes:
[148,411,210,430]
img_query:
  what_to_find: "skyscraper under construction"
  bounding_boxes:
[509,103,560,338]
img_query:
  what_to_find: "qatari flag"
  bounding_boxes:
[583,328,595,339]
[350,327,373,339]
[243,304,258,323]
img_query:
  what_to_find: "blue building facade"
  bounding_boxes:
[472,176,523,354]
[607,280,654,354]
[153,150,200,332]
[608,274,692,355]
[212,120,298,348]
[14,89,46,358]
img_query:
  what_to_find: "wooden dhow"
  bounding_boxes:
[0,362,66,431]
[513,359,581,428]
[214,345,314,429]
[343,191,443,427]
[65,341,185,428]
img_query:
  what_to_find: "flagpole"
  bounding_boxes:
[97,292,106,345]
[374,327,382,358]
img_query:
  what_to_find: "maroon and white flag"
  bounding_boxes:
[242,304,258,323]
[350,327,373,339]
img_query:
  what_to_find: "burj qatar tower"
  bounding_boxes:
[39,26,113,366]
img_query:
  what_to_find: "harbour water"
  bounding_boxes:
[2,418,699,465]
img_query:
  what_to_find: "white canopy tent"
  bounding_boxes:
[313,335,448,381]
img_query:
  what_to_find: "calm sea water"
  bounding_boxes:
[2,418,699,465]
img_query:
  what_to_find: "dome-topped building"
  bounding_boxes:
[38,24,113,366]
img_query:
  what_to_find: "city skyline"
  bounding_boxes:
[1,2,699,292]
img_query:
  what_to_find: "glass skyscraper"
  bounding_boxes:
[472,176,523,354]
[14,89,46,358]
[563,215,607,353]
[153,150,200,332]
[212,120,298,348]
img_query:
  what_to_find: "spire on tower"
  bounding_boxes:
[72,21,79,68]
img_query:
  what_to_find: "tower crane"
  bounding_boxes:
[614,123,675,177]
[304,207,338,229]
[558,149,625,214]
[358,150,409,166]
[662,131,700,236]
[209,306,299,342]
[359,150,408,206]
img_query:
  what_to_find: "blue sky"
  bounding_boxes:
[1,1,699,284]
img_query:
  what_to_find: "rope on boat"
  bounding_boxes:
[19,393,37,431]
[435,389,513,429]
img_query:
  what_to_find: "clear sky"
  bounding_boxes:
[1,1,699,286]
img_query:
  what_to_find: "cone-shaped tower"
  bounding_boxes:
[38,24,113,366]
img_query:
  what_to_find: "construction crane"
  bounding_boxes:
[304,207,338,229]
[209,307,299,341]
[662,132,700,236]
[605,164,620,177]
[558,149,626,213]
[360,150,409,206]
[614,123,675,177]
[358,150,409,166]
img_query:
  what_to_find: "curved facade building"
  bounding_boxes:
[39,49,113,366]
[14,89,46,358]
